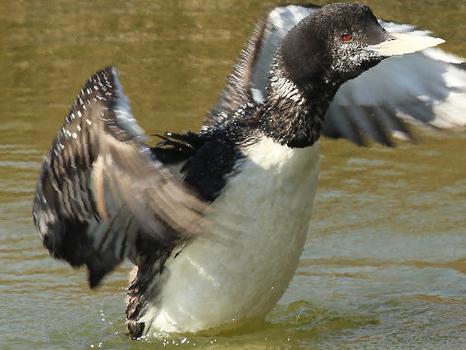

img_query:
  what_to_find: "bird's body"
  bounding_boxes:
[144,137,319,333]
[32,2,463,339]
[128,63,324,333]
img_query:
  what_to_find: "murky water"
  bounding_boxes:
[1,1,465,349]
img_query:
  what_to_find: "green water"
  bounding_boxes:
[1,1,465,349]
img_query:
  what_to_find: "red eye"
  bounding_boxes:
[341,34,353,42]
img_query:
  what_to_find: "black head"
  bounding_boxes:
[259,2,444,148]
[280,3,390,87]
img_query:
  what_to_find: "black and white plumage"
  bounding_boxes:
[33,2,463,339]
[33,67,205,288]
[225,4,466,146]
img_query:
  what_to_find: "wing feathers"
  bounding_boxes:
[33,67,206,287]
[204,13,269,126]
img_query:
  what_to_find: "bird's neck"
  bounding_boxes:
[258,58,340,148]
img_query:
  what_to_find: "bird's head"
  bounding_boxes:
[280,2,444,88]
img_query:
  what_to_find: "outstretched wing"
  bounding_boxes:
[208,4,466,145]
[203,11,270,127]
[33,67,206,287]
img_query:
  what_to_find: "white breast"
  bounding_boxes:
[141,136,320,334]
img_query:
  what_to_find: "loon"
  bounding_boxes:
[32,3,463,338]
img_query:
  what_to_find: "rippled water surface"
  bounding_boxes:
[1,1,465,349]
